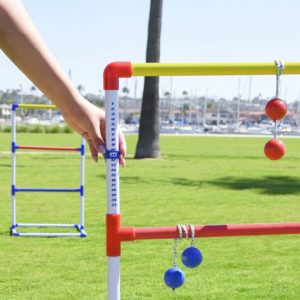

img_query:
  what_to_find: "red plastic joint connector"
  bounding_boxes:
[106,214,135,256]
[103,62,132,90]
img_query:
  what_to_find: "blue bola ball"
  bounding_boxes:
[181,246,203,268]
[164,267,185,290]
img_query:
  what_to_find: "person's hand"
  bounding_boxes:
[0,1,126,164]
[62,96,126,166]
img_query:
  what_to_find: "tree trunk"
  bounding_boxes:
[135,0,163,159]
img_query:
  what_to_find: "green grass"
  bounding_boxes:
[1,132,300,299]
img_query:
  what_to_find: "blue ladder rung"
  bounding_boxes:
[14,187,81,193]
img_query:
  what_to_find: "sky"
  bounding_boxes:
[1,0,300,102]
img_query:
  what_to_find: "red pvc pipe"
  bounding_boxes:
[18,145,78,151]
[106,214,300,257]
[133,222,300,240]
[103,62,132,90]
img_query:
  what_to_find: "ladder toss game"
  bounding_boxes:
[11,103,86,237]
[104,61,300,300]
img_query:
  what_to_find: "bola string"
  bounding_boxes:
[189,224,195,247]
[181,224,188,239]
[174,224,183,267]
[274,60,284,139]
[275,60,284,98]
[165,224,202,290]
[264,61,287,161]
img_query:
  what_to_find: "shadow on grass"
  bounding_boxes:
[166,154,263,160]
[0,164,28,168]
[172,176,300,195]
[99,174,148,185]
[121,176,146,184]
[0,164,12,168]
[100,172,300,195]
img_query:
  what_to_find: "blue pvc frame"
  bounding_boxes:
[11,103,87,237]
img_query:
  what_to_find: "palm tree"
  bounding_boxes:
[164,91,170,98]
[29,85,37,104]
[182,103,190,124]
[122,86,130,96]
[77,84,85,95]
[182,90,188,98]
[30,85,37,94]
[182,91,188,124]
[122,86,130,121]
[135,0,163,159]
[163,91,171,122]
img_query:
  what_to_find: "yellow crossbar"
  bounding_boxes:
[17,104,57,110]
[132,62,300,76]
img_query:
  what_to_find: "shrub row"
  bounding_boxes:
[0,124,74,134]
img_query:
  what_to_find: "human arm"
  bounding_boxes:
[0,0,126,165]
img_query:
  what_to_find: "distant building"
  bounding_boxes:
[0,104,11,118]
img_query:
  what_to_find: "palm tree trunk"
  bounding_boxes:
[135,0,163,159]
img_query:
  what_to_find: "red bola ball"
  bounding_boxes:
[265,98,287,121]
[264,139,286,160]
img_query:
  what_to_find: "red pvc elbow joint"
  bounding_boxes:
[103,62,132,90]
[106,214,135,256]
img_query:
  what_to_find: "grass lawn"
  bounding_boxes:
[1,132,300,299]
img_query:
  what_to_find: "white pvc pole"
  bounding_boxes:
[80,138,85,228]
[106,90,120,300]
[11,104,86,237]
[107,257,120,300]
[11,105,16,230]
[17,223,76,227]
[17,232,82,237]
[105,90,120,215]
